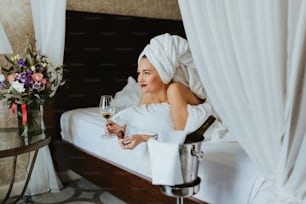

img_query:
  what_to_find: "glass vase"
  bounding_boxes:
[17,103,45,145]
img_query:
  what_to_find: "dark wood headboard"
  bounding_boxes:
[48,10,185,140]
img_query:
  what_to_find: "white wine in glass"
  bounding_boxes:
[99,95,115,138]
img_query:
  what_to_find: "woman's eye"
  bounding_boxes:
[144,71,150,75]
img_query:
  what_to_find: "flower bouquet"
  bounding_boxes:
[0,45,65,143]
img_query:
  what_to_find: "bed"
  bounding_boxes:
[48,10,263,204]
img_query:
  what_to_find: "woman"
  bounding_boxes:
[105,33,206,149]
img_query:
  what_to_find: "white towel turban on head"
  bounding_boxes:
[138,33,206,100]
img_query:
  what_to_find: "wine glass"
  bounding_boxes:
[99,95,116,138]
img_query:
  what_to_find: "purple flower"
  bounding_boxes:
[16,72,26,82]
[0,82,4,89]
[32,82,45,90]
[24,79,33,88]
[32,82,41,89]
[17,59,26,67]
[37,66,44,72]
[16,72,34,88]
[15,73,21,81]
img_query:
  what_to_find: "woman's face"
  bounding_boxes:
[137,57,165,94]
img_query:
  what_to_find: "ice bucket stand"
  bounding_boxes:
[160,177,201,204]
[159,140,203,204]
[159,115,215,204]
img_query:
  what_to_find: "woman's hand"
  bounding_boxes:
[119,134,151,150]
[105,120,124,136]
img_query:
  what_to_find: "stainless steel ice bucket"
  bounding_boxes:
[179,140,204,185]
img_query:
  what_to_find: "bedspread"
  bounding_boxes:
[60,107,263,204]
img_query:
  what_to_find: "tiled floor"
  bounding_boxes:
[20,177,127,204]
[4,170,127,204]
[3,170,206,204]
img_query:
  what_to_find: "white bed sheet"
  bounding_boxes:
[60,107,262,204]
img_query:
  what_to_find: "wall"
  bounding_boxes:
[66,0,181,20]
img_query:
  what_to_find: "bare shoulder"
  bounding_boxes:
[167,82,203,105]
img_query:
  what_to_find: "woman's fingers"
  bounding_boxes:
[120,140,135,149]
[105,120,118,134]
[119,136,132,149]
[119,135,143,149]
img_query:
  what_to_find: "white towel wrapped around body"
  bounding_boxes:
[138,33,206,100]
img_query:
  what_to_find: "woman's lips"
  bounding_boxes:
[140,84,147,88]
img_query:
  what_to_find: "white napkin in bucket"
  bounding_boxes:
[147,130,187,185]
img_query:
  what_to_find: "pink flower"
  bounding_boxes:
[42,78,47,84]
[32,73,44,82]
[7,73,16,82]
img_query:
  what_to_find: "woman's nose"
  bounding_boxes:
[138,74,144,83]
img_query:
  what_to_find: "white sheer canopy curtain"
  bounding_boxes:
[25,0,66,195]
[0,21,13,54]
[31,0,66,96]
[178,1,306,204]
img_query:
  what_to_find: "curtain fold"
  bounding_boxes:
[0,21,13,54]
[31,0,66,96]
[31,0,66,67]
[178,0,306,203]
[26,0,67,195]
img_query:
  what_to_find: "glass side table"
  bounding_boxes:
[0,128,51,204]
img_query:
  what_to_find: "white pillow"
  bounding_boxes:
[185,103,231,141]
[111,76,141,111]
[112,103,174,134]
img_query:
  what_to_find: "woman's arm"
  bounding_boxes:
[119,134,153,149]
[105,120,156,149]
[167,82,203,130]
